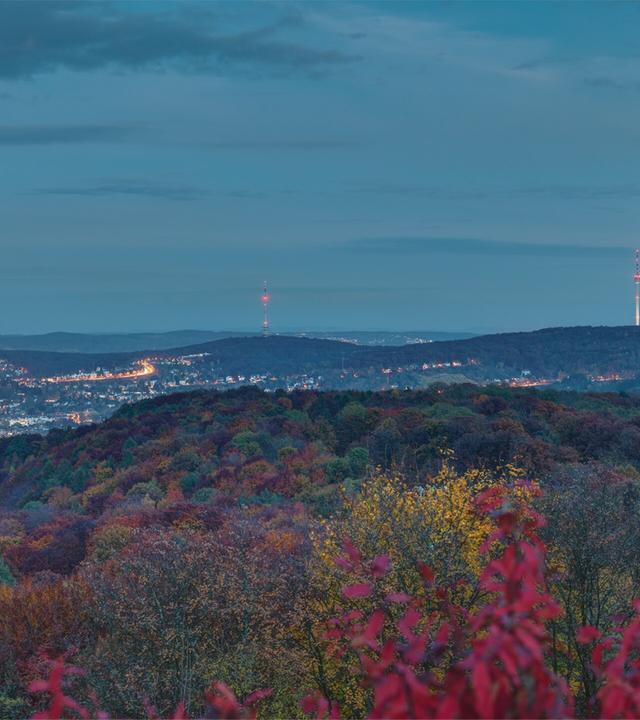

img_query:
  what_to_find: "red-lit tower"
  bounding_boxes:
[635,251,640,327]
[261,281,270,336]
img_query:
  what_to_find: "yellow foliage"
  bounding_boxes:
[81,463,120,508]
[88,524,135,562]
[81,478,118,508]
[299,461,534,717]
[0,517,25,553]
[312,463,499,590]
[171,513,206,534]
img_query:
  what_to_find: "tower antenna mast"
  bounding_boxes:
[635,251,640,327]
[261,281,270,336]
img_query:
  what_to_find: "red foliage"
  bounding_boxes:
[28,655,90,720]
[305,484,574,719]
[203,683,272,720]
[29,655,271,720]
[26,486,640,719]
[6,516,94,576]
[578,601,640,719]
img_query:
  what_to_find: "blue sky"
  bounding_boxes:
[2,1,640,334]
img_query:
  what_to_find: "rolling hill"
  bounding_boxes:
[2,325,640,382]
[0,330,252,354]
[0,329,475,354]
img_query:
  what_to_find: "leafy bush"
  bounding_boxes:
[24,487,640,720]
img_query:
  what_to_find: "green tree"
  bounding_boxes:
[0,558,14,587]
[346,447,369,477]
[323,458,350,484]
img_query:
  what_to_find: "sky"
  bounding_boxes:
[2,1,640,334]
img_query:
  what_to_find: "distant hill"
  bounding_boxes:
[0,348,137,376]
[158,335,363,374]
[158,325,640,381]
[355,325,640,379]
[2,325,640,381]
[0,329,474,354]
[0,330,252,354]
[291,330,476,345]
[0,336,357,376]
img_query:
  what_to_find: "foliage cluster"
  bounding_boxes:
[2,387,640,717]
[21,485,640,720]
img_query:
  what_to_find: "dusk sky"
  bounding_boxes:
[3,1,640,334]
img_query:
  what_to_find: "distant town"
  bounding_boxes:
[0,329,633,437]
[0,351,300,436]
[0,349,480,436]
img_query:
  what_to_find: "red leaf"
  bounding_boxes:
[245,688,273,706]
[385,592,412,604]
[342,583,372,599]
[576,626,602,644]
[472,661,493,719]
[356,609,385,648]
[170,702,187,720]
[342,537,362,565]
[371,554,390,579]
[418,563,434,585]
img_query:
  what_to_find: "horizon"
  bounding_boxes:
[3,1,640,333]
[2,322,640,342]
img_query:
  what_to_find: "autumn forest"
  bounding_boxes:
[1,385,640,717]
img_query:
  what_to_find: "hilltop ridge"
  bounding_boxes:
[2,325,639,381]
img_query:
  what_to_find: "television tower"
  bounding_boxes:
[261,281,270,336]
[635,251,640,327]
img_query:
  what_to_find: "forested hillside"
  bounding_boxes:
[6,325,640,382]
[2,383,640,513]
[2,385,640,717]
[357,325,640,379]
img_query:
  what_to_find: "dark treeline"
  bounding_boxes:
[6,325,640,380]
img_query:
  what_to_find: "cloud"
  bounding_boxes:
[31,180,275,201]
[511,52,640,94]
[0,125,133,144]
[0,1,357,80]
[314,9,549,82]
[346,182,640,202]
[205,139,363,150]
[212,189,266,199]
[345,237,630,257]
[583,76,640,92]
[32,178,202,201]
[511,185,640,200]
[347,182,490,199]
